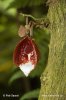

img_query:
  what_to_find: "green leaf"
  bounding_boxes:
[0,0,14,10]
[8,0,46,8]
[8,70,25,84]
[20,89,40,100]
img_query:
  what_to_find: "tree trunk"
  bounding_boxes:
[38,0,66,100]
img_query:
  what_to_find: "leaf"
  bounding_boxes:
[0,59,13,72]
[0,0,14,10]
[8,70,25,84]
[8,0,46,8]
[20,89,40,100]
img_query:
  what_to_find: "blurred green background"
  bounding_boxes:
[0,0,50,100]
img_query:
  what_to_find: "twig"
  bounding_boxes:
[20,13,46,21]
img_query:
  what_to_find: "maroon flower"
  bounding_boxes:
[13,35,40,76]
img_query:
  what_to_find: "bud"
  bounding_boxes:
[18,25,26,37]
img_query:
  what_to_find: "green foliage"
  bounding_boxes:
[0,0,49,100]
[8,0,46,8]
[20,89,40,100]
[0,0,14,10]
[9,70,25,84]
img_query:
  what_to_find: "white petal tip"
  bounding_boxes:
[19,62,35,77]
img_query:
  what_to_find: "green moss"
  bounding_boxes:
[38,0,66,100]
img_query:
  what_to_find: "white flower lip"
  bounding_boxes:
[19,53,35,76]
[19,61,34,76]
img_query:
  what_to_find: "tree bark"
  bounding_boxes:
[38,0,66,100]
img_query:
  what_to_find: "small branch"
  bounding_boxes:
[26,16,28,25]
[20,13,50,29]
[20,13,46,21]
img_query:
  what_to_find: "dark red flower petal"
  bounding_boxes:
[13,35,40,67]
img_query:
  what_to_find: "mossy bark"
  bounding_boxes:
[38,0,66,100]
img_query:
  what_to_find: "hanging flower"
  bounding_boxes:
[13,35,40,76]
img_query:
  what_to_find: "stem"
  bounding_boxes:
[30,24,33,37]
[26,16,29,25]
[39,0,66,100]
[20,13,46,21]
